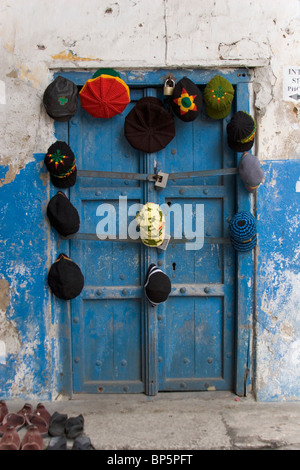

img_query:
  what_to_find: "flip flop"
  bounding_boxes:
[0,425,21,450]
[21,425,43,450]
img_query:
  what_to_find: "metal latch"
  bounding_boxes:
[153,170,169,189]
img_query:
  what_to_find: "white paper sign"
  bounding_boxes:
[283,66,300,102]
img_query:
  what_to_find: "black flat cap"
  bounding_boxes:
[124,97,175,153]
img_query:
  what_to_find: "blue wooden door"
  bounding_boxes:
[62,70,249,395]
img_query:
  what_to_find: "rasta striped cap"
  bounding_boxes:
[227,111,256,152]
[79,69,130,119]
[44,141,77,188]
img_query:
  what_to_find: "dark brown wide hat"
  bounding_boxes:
[124,97,175,153]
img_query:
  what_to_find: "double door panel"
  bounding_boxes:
[69,82,236,394]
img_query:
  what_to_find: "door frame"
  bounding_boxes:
[52,68,254,397]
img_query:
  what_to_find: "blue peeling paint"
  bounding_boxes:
[0,154,55,399]
[256,160,300,401]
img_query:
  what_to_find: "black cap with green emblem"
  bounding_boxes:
[44,141,77,188]
[43,76,78,122]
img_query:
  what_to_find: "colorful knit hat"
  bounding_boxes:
[144,264,171,307]
[204,75,235,119]
[44,141,77,188]
[170,77,202,122]
[238,152,264,192]
[136,202,165,247]
[79,71,130,118]
[227,111,256,152]
[43,76,78,122]
[48,254,84,300]
[47,192,80,236]
[229,211,257,252]
[124,97,175,153]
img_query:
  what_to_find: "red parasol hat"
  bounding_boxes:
[79,73,130,118]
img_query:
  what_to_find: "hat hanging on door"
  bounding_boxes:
[170,76,202,122]
[43,76,78,122]
[229,211,257,251]
[79,69,130,118]
[204,75,235,119]
[124,97,175,153]
[48,254,84,300]
[238,152,264,192]
[227,111,256,152]
[144,264,171,307]
[136,202,165,247]
[44,141,77,188]
[47,192,80,236]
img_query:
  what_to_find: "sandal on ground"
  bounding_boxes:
[0,413,25,436]
[72,435,95,450]
[0,426,21,450]
[26,403,51,437]
[64,414,84,439]
[33,403,51,425]
[17,403,33,421]
[26,414,48,437]
[46,435,67,450]
[48,411,68,437]
[21,425,43,450]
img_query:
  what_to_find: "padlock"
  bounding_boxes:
[163,78,175,96]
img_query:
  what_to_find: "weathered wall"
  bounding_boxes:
[0,0,300,400]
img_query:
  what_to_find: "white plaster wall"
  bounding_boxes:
[1,0,300,400]
[1,0,300,178]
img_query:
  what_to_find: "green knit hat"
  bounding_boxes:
[204,75,235,119]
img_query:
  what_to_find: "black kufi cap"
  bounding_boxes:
[47,192,80,236]
[48,254,84,300]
